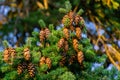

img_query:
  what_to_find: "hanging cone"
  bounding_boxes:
[44,28,50,38]
[59,56,66,66]
[58,38,65,49]
[68,11,74,20]
[28,63,35,77]
[69,55,76,65]
[77,51,84,64]
[3,48,9,63]
[39,56,46,66]
[70,25,74,31]
[3,47,16,64]
[17,62,27,75]
[63,27,69,40]
[62,15,70,28]
[64,40,69,52]
[39,29,45,43]
[75,27,81,39]
[73,38,79,52]
[17,64,23,75]
[23,48,31,61]
[45,57,52,69]
[74,15,80,26]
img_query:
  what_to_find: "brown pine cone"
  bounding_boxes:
[69,55,76,65]
[74,15,80,25]
[62,15,70,28]
[3,48,9,63]
[58,38,65,49]
[17,64,23,75]
[77,51,84,64]
[39,56,46,66]
[22,62,27,69]
[68,11,74,19]
[59,56,66,66]
[39,29,45,43]
[64,41,69,52]
[68,11,74,25]
[70,25,74,31]
[3,48,16,64]
[23,48,31,61]
[75,27,81,39]
[28,63,35,77]
[44,28,50,38]
[45,57,52,69]
[63,27,69,40]
[73,38,79,52]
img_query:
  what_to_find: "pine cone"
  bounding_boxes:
[74,15,80,25]
[58,38,65,49]
[75,27,81,39]
[59,56,66,66]
[28,63,35,77]
[23,48,31,61]
[63,27,69,40]
[22,62,27,69]
[69,55,76,65]
[44,28,50,38]
[45,57,52,69]
[10,48,16,58]
[73,38,79,52]
[3,47,16,64]
[68,11,74,25]
[17,62,27,75]
[64,41,69,52]
[39,56,46,66]
[62,15,70,27]
[39,29,45,43]
[77,51,84,64]
[70,25,74,31]
[3,48,9,63]
[68,11,74,20]
[17,64,23,75]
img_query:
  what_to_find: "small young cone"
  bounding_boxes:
[75,27,81,39]
[73,38,79,52]
[44,28,50,38]
[45,57,52,69]
[39,29,45,43]
[23,48,31,61]
[39,56,46,66]
[17,64,23,75]
[77,51,84,64]
[64,40,69,52]
[28,63,35,77]
[63,27,69,40]
[58,38,65,49]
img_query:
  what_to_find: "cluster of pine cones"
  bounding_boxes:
[39,28,50,43]
[39,56,52,69]
[58,11,84,66]
[17,62,35,77]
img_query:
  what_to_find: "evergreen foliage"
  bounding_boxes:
[0,1,118,80]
